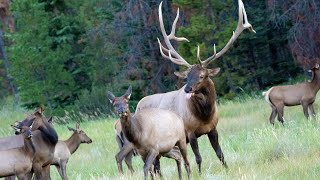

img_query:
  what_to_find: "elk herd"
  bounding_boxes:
[1,0,319,179]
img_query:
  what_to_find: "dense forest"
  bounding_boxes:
[0,0,319,117]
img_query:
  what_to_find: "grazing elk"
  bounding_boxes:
[13,107,58,180]
[0,125,34,179]
[263,64,320,125]
[50,122,92,180]
[108,86,190,180]
[135,0,255,173]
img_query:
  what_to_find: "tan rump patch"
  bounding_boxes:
[0,135,24,151]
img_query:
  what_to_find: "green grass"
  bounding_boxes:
[1,96,320,179]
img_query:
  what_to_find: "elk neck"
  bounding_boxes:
[119,111,141,145]
[38,120,58,145]
[188,78,216,122]
[23,136,36,156]
[310,71,320,93]
[64,133,82,154]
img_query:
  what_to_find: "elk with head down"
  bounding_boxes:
[0,125,34,179]
[108,86,190,180]
[263,64,320,125]
[50,122,92,180]
[136,0,255,173]
[12,107,58,180]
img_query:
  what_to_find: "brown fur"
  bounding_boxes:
[50,123,92,180]
[264,64,320,125]
[108,87,190,180]
[0,126,34,179]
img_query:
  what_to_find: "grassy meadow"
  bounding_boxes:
[1,95,320,179]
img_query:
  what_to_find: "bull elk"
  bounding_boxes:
[0,125,34,179]
[107,86,190,180]
[263,64,320,125]
[136,0,255,173]
[50,122,93,180]
[13,107,58,180]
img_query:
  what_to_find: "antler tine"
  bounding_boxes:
[201,0,255,67]
[157,38,190,66]
[158,1,191,67]
[168,8,190,42]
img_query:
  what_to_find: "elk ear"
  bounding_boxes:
[67,126,76,132]
[174,71,188,79]
[107,91,116,103]
[124,86,132,100]
[208,68,220,77]
[316,64,319,69]
[76,122,80,129]
[47,117,53,124]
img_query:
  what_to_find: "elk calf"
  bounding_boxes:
[263,64,320,125]
[108,86,190,180]
[0,125,34,179]
[51,123,92,180]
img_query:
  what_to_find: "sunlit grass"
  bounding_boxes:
[1,95,320,179]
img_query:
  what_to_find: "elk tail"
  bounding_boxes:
[262,87,274,107]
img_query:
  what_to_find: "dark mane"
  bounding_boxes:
[188,79,216,122]
[38,121,58,145]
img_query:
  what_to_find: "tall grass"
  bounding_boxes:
[1,95,320,179]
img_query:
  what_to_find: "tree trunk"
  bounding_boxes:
[0,30,19,106]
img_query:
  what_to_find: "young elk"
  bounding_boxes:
[108,86,190,180]
[50,122,93,180]
[263,64,320,125]
[136,0,255,173]
[0,125,35,179]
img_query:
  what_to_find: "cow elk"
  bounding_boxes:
[50,122,93,180]
[113,119,181,176]
[136,0,255,173]
[0,125,34,179]
[13,107,58,180]
[107,86,190,180]
[263,64,320,125]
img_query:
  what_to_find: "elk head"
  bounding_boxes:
[13,107,46,134]
[67,122,93,144]
[107,86,132,118]
[157,0,255,95]
[11,125,33,138]
[307,64,320,82]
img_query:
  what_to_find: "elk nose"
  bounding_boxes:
[88,139,93,144]
[184,86,192,93]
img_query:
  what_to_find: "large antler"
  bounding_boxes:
[200,0,256,67]
[157,1,191,67]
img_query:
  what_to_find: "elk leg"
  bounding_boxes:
[275,105,285,124]
[60,160,68,180]
[55,164,63,179]
[208,129,227,168]
[302,103,310,119]
[153,156,162,177]
[163,147,182,179]
[42,164,51,180]
[124,150,135,173]
[143,150,158,180]
[115,142,134,174]
[269,107,278,125]
[188,133,202,173]
[177,139,191,180]
[309,104,316,118]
